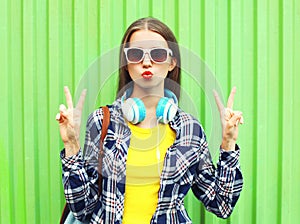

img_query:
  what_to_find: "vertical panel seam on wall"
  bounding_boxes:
[252,0,258,222]
[227,0,232,90]
[148,0,153,17]
[292,1,300,219]
[7,1,16,223]
[84,0,88,85]
[21,0,27,222]
[214,1,217,81]
[123,0,127,30]
[97,0,101,56]
[46,0,51,220]
[72,0,75,93]
[58,0,62,100]
[277,0,283,223]
[174,0,179,38]
[7,0,14,222]
[33,0,40,222]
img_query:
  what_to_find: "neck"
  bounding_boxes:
[129,84,164,128]
[130,84,164,109]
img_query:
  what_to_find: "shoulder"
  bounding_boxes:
[87,107,105,127]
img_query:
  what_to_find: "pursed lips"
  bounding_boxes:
[142,71,153,80]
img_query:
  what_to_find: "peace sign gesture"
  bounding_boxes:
[213,87,244,151]
[56,86,87,157]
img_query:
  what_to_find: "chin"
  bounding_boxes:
[134,77,164,90]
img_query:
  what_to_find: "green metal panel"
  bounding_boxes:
[1,0,299,223]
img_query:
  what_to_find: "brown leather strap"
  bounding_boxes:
[60,204,69,224]
[100,106,110,143]
[98,106,110,196]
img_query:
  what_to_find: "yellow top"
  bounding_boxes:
[122,122,176,224]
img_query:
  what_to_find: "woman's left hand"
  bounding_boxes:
[213,87,244,151]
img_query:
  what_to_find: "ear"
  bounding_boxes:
[168,58,177,71]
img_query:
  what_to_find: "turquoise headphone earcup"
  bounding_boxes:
[156,97,177,124]
[121,98,146,124]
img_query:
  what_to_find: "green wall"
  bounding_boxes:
[1,0,299,223]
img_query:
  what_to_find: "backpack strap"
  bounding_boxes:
[98,106,110,196]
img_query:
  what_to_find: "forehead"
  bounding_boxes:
[129,30,168,48]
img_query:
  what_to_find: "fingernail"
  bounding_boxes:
[59,104,65,111]
[240,116,244,124]
[235,120,239,126]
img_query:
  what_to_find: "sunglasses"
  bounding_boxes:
[124,47,173,64]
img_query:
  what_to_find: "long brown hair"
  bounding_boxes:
[117,17,181,99]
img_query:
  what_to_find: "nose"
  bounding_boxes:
[142,53,152,67]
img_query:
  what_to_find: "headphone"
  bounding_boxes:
[121,89,178,124]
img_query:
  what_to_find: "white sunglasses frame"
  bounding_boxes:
[123,47,173,64]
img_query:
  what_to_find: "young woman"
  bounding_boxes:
[56,17,243,224]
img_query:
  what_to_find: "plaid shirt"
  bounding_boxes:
[61,98,243,224]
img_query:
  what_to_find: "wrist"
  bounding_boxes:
[221,138,236,151]
[64,141,80,157]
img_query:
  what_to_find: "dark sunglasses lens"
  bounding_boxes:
[150,49,168,62]
[127,49,143,62]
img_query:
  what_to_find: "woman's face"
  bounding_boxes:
[126,30,176,90]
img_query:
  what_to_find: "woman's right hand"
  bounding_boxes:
[56,86,87,157]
